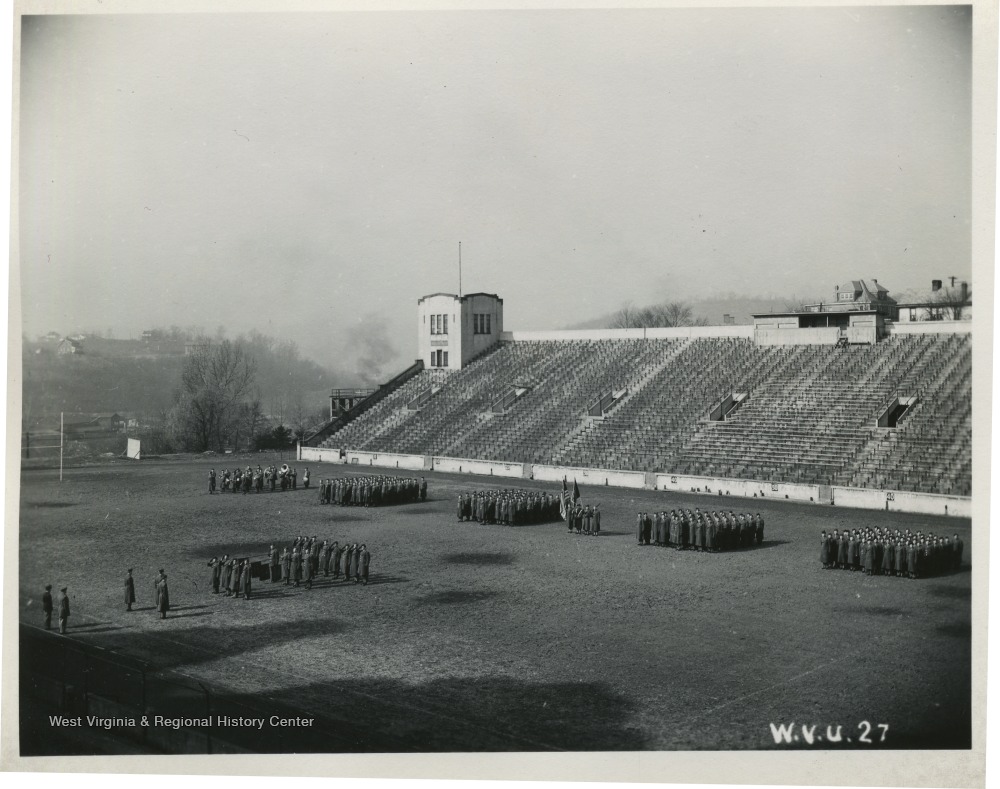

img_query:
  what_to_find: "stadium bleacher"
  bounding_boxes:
[313,333,971,497]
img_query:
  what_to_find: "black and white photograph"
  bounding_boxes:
[2,0,993,786]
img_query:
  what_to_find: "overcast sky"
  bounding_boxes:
[18,5,972,374]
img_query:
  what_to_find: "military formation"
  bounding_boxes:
[208,537,373,596]
[37,466,971,637]
[457,488,562,525]
[636,509,764,550]
[209,465,310,494]
[565,503,602,535]
[819,527,965,578]
[316,474,426,506]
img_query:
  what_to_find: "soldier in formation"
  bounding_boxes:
[566,503,602,535]
[456,488,561,525]
[635,508,763,551]
[207,537,374,594]
[317,475,423,507]
[819,527,964,579]
[212,466,301,494]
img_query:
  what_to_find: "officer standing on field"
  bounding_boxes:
[125,569,136,611]
[58,587,70,634]
[42,584,53,630]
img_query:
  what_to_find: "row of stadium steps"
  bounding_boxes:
[357,342,590,455]
[673,334,970,491]
[842,334,971,496]
[316,370,441,450]
[441,338,690,464]
[539,339,694,463]
[670,341,894,483]
[551,338,783,472]
[317,333,970,497]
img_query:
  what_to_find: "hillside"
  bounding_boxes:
[565,293,823,330]
[20,333,339,431]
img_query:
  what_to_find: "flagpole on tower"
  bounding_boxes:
[459,241,462,297]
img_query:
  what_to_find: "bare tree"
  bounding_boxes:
[609,300,708,328]
[927,284,972,320]
[173,340,258,451]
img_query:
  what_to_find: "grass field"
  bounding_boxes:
[17,456,972,753]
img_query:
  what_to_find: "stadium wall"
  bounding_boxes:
[433,456,526,478]
[656,473,821,503]
[344,450,427,471]
[830,486,970,517]
[299,446,969,516]
[532,464,647,489]
[500,325,753,342]
[888,320,972,336]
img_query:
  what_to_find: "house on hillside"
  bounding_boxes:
[56,338,81,355]
[62,413,124,436]
[802,279,899,320]
[896,280,971,323]
[185,341,211,355]
[62,336,186,358]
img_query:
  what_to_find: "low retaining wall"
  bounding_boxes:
[299,447,969,516]
[890,320,972,335]
[500,325,753,342]
[433,456,526,478]
[531,464,647,489]
[830,486,970,517]
[657,473,821,503]
[300,446,342,464]
[300,447,430,471]
[343,450,426,471]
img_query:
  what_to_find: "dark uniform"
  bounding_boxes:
[269,545,280,582]
[239,561,252,599]
[58,588,70,634]
[360,546,371,585]
[155,574,170,619]
[125,570,136,611]
[42,585,53,630]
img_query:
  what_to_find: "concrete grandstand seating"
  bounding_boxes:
[318,333,971,497]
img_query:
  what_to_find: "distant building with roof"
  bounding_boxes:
[752,278,897,346]
[896,279,971,323]
[57,338,81,355]
[417,292,504,369]
[802,279,898,319]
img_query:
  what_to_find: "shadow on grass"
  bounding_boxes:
[25,502,77,509]
[442,552,515,566]
[193,543,275,559]
[936,621,971,639]
[927,584,971,599]
[831,604,906,617]
[419,589,499,605]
